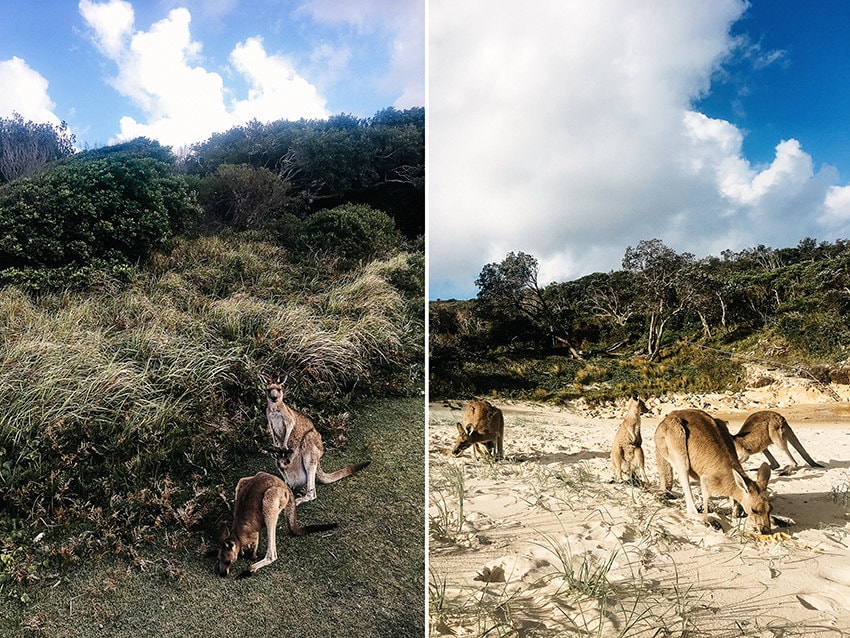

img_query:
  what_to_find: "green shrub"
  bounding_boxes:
[777,310,850,359]
[301,203,402,262]
[196,163,289,230]
[0,140,201,289]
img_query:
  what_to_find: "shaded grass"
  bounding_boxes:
[1,397,425,637]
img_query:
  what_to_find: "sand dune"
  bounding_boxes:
[429,373,850,636]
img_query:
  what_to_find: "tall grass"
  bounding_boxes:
[429,465,466,542]
[0,232,423,594]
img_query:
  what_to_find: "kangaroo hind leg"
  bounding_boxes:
[239,489,284,578]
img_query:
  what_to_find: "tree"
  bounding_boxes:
[0,113,76,182]
[622,239,694,360]
[475,251,581,357]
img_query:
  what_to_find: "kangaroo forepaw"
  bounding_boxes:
[236,569,254,580]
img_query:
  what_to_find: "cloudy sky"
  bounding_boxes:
[429,0,850,300]
[0,0,423,148]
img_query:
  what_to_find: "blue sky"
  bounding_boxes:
[0,0,423,149]
[696,1,850,179]
[430,0,850,300]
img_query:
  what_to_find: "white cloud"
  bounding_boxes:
[78,0,134,59]
[79,1,329,147]
[230,37,328,122]
[299,0,424,108]
[429,0,849,299]
[821,186,850,228]
[0,57,62,125]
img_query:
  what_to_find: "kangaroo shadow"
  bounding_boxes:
[509,449,609,464]
[771,489,850,533]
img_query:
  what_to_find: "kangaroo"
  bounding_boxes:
[217,471,337,578]
[654,409,773,534]
[610,392,649,484]
[451,400,504,460]
[733,410,822,470]
[263,377,370,505]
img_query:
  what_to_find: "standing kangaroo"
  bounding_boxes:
[733,410,822,470]
[451,400,504,460]
[263,376,370,505]
[217,471,337,578]
[610,393,649,484]
[654,409,773,534]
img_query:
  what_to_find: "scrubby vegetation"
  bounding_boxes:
[0,108,424,621]
[431,238,850,401]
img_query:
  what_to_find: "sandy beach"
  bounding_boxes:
[428,370,850,637]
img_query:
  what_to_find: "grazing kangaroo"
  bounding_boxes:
[263,377,370,505]
[654,409,773,534]
[733,410,822,470]
[452,400,504,460]
[610,392,649,484]
[217,472,337,578]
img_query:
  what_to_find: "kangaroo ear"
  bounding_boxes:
[259,374,270,386]
[218,523,230,543]
[456,422,465,436]
[631,391,638,400]
[732,469,748,493]
[756,462,771,490]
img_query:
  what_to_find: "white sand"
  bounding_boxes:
[429,372,850,636]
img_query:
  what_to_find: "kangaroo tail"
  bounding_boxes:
[783,418,824,468]
[284,497,339,537]
[316,460,371,485]
[790,435,823,467]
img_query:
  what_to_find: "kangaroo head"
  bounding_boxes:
[732,462,772,534]
[628,392,648,415]
[451,423,474,456]
[265,379,285,405]
[217,534,240,577]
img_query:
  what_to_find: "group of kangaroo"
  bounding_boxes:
[215,376,370,578]
[451,395,822,534]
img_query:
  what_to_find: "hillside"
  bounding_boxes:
[430,238,850,403]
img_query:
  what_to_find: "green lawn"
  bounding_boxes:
[1,398,425,638]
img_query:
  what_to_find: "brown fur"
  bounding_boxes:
[654,409,773,533]
[263,377,370,505]
[610,393,649,484]
[452,400,504,460]
[217,472,336,578]
[733,410,822,469]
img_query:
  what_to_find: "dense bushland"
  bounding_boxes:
[431,238,850,401]
[187,108,425,238]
